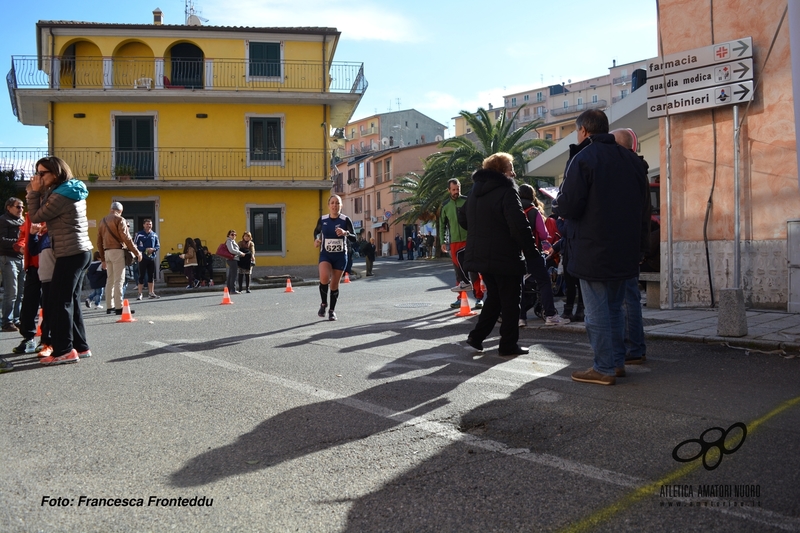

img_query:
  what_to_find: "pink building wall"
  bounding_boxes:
[658,0,797,308]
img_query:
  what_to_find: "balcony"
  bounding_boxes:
[613,75,630,85]
[8,56,367,127]
[518,112,546,124]
[549,99,607,117]
[612,94,629,104]
[0,148,331,184]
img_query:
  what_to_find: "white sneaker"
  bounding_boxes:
[148,293,160,299]
[136,294,143,301]
[518,319,527,327]
[95,304,104,310]
[450,281,472,293]
[545,314,570,326]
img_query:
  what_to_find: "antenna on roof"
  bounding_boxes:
[185,0,209,25]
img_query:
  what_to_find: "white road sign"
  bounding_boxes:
[647,37,752,77]
[648,81,753,118]
[647,58,753,97]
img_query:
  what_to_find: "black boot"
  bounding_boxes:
[573,300,585,322]
[561,304,574,321]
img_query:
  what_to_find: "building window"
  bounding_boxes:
[247,115,282,164]
[511,97,517,107]
[358,162,365,188]
[366,161,371,177]
[524,95,529,101]
[536,106,545,116]
[354,197,363,214]
[375,160,383,184]
[384,158,391,181]
[563,101,569,108]
[545,133,553,140]
[114,114,155,179]
[592,94,598,103]
[621,89,629,98]
[250,206,283,252]
[248,42,281,78]
[523,108,530,116]
[415,122,418,128]
[348,168,356,184]
[376,191,381,209]
[389,136,394,146]
[536,91,543,102]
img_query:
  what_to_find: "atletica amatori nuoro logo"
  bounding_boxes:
[672,422,747,471]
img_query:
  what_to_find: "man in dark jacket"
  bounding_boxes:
[459,153,540,357]
[553,110,649,386]
[0,197,25,332]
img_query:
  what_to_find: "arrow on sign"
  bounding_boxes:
[732,62,750,79]
[733,40,749,57]
[734,84,750,99]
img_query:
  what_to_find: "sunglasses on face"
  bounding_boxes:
[35,170,51,177]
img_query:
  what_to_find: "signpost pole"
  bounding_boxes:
[733,104,741,289]
[666,115,674,309]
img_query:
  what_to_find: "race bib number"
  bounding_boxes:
[324,238,344,253]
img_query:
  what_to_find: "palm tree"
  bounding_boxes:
[390,106,553,255]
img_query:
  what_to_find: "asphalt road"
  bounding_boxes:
[1,258,799,532]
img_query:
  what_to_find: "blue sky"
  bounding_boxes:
[1,0,658,148]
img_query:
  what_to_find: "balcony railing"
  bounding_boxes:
[9,56,367,94]
[0,148,328,181]
[613,75,630,85]
[549,99,607,117]
[612,94,629,104]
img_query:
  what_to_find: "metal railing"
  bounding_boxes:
[0,148,329,181]
[613,75,630,85]
[612,94,628,104]
[9,56,367,94]
[549,99,607,117]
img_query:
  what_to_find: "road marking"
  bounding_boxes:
[559,395,800,533]
[148,340,798,530]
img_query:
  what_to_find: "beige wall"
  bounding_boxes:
[659,0,796,308]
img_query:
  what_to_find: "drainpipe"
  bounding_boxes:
[48,27,55,152]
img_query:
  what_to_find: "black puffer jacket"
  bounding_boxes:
[458,168,539,277]
[553,133,649,281]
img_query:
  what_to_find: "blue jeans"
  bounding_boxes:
[623,276,646,359]
[88,287,104,306]
[579,279,627,376]
[1,255,24,326]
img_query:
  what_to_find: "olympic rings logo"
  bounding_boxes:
[672,422,747,471]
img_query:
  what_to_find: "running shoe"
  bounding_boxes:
[328,309,337,321]
[318,303,327,318]
[450,281,472,293]
[544,314,570,326]
[13,339,38,354]
[449,299,461,309]
[0,359,14,373]
[148,293,160,299]
[40,349,79,366]
[473,299,484,310]
[84,298,91,308]
[136,294,143,301]
[78,349,92,359]
[38,345,53,358]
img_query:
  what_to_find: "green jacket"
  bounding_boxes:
[439,196,468,244]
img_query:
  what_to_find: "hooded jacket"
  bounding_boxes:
[458,168,539,276]
[26,179,92,259]
[0,210,24,259]
[553,133,649,281]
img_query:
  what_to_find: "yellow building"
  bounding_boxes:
[7,12,366,267]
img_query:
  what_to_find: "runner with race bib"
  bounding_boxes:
[313,195,355,321]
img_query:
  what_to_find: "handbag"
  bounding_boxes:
[216,242,235,260]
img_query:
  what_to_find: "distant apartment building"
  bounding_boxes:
[332,141,442,257]
[342,109,445,157]
[451,103,506,138]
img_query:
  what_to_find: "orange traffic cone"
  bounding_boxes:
[116,299,137,323]
[454,291,477,317]
[343,272,351,283]
[220,287,233,305]
[35,308,43,337]
[284,278,294,293]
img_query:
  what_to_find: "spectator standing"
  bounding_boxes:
[28,222,54,358]
[179,237,199,289]
[223,230,244,294]
[85,251,107,309]
[12,217,40,354]
[364,237,376,276]
[27,156,94,365]
[98,202,141,315]
[237,231,255,293]
[459,153,540,357]
[553,110,649,386]
[134,219,160,300]
[0,197,25,332]
[394,234,404,260]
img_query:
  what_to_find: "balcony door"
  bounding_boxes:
[170,43,204,89]
[115,116,154,179]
